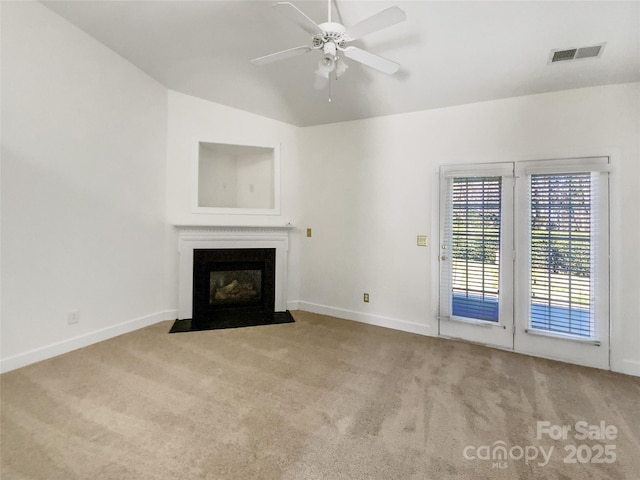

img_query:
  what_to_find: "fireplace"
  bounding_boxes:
[172,225,294,332]
[171,225,294,333]
[192,248,275,321]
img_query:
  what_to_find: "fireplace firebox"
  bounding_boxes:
[192,248,276,321]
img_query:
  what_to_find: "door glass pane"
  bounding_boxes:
[530,173,592,337]
[451,177,501,321]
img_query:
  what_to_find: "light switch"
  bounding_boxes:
[306,228,312,237]
[417,235,428,247]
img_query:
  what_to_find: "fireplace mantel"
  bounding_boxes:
[175,224,294,234]
[176,224,292,319]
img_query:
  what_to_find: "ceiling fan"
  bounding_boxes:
[251,1,407,91]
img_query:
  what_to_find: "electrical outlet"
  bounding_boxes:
[363,293,370,303]
[417,235,428,247]
[67,310,80,325]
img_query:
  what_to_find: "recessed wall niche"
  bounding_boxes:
[194,141,280,215]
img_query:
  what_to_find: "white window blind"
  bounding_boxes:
[442,176,502,322]
[528,172,599,338]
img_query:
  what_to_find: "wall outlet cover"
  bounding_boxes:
[67,310,80,325]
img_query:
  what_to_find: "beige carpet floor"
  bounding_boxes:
[1,310,639,480]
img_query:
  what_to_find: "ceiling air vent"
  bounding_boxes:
[549,43,605,63]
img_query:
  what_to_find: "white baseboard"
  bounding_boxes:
[0,310,178,374]
[294,301,432,337]
[611,359,640,377]
[6,304,636,378]
[286,300,300,311]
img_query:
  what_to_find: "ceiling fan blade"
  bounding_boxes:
[273,2,323,36]
[344,6,406,41]
[343,46,400,75]
[251,45,313,66]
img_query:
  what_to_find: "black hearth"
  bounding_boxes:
[170,247,293,333]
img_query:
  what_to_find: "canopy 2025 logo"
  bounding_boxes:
[463,420,618,469]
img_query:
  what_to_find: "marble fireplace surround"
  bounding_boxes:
[176,225,292,319]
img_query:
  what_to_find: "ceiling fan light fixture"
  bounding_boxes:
[317,51,336,75]
[323,41,336,56]
[315,67,330,79]
[318,41,337,72]
[321,56,335,68]
[314,72,329,90]
[335,57,349,77]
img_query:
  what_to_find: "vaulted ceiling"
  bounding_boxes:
[43,1,640,127]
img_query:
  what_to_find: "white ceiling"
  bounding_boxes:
[42,0,640,127]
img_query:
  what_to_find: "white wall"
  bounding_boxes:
[197,146,274,209]
[297,83,640,376]
[198,147,237,208]
[0,2,172,371]
[236,152,274,209]
[165,91,302,309]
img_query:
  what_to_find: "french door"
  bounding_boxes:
[439,163,515,350]
[439,158,610,369]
